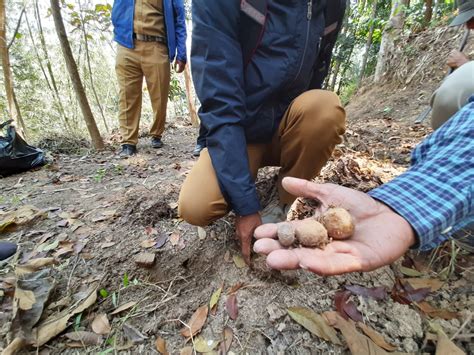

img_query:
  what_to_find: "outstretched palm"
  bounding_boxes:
[253,177,416,275]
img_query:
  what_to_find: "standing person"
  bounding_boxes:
[112,0,187,157]
[430,0,474,129]
[179,1,347,263]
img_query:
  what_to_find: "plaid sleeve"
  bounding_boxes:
[368,99,474,250]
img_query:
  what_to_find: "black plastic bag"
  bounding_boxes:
[0,120,46,176]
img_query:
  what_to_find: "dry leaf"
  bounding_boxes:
[91,313,111,335]
[111,301,137,315]
[219,326,233,354]
[155,233,168,248]
[431,323,465,355]
[209,286,223,314]
[0,205,45,233]
[288,307,341,345]
[180,346,193,355]
[170,233,180,246]
[194,337,218,353]
[123,322,147,343]
[16,257,57,276]
[14,288,36,310]
[180,305,208,338]
[226,294,238,320]
[10,269,55,345]
[145,226,158,235]
[334,290,363,322]
[357,322,397,351]
[324,311,387,354]
[417,302,460,320]
[232,254,246,269]
[391,278,431,305]
[155,337,169,355]
[101,209,117,217]
[32,283,99,347]
[140,239,157,248]
[404,278,444,292]
[101,242,116,249]
[197,227,207,240]
[65,331,102,346]
[345,285,388,301]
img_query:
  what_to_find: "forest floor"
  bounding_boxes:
[2,25,474,353]
[1,81,473,355]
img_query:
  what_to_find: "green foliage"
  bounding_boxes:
[99,288,109,298]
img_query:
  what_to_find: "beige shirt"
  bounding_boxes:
[133,0,166,37]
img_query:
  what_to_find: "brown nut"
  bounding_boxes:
[295,219,328,247]
[277,223,295,247]
[321,207,354,240]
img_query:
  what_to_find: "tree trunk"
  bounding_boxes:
[357,0,378,88]
[374,0,407,82]
[0,0,26,136]
[79,0,109,133]
[183,64,199,127]
[329,61,341,91]
[424,0,433,26]
[50,0,104,149]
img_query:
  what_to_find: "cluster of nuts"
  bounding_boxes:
[277,207,354,248]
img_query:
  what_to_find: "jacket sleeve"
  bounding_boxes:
[172,0,187,62]
[191,0,261,216]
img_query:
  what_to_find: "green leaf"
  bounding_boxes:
[112,292,118,308]
[400,266,423,277]
[42,239,59,252]
[209,286,222,311]
[99,288,109,298]
[287,307,341,345]
[123,273,129,288]
[74,313,82,331]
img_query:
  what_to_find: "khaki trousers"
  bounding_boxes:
[178,90,346,226]
[430,61,474,130]
[116,41,170,145]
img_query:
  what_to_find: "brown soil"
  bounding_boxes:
[1,27,473,355]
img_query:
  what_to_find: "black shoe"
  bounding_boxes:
[193,144,204,157]
[0,241,17,261]
[151,137,163,149]
[119,144,137,157]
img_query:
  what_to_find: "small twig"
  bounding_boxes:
[66,255,80,291]
[450,312,473,340]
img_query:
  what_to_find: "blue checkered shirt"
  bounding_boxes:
[369,97,474,250]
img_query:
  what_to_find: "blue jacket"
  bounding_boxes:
[111,0,187,62]
[192,0,344,216]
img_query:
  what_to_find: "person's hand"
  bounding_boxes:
[236,212,262,265]
[253,177,416,276]
[174,60,186,73]
[446,50,469,69]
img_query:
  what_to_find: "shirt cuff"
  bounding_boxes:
[368,170,465,251]
[230,192,261,217]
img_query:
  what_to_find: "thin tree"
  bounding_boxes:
[78,0,109,132]
[33,0,72,130]
[357,0,378,88]
[50,0,104,149]
[424,0,433,26]
[374,0,408,82]
[184,64,199,127]
[24,9,72,131]
[0,0,26,135]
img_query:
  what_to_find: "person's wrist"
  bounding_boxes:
[377,200,417,248]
